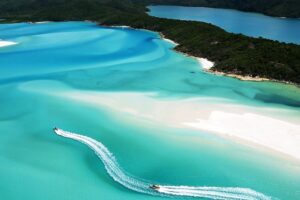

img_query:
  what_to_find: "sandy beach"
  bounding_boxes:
[158,32,179,46]
[193,56,270,82]
[106,25,273,84]
[163,38,179,46]
[20,80,300,161]
[209,70,270,82]
[196,58,214,70]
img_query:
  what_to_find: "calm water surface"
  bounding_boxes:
[148,5,300,44]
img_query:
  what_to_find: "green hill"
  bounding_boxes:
[0,0,146,21]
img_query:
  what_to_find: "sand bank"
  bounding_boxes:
[78,92,300,160]
[20,81,300,161]
[184,111,300,160]
[65,92,300,160]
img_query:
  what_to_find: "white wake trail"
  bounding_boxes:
[54,128,273,200]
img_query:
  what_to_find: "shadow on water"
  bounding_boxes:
[255,93,300,108]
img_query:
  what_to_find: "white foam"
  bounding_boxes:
[54,128,272,200]
[158,186,270,200]
[54,128,154,195]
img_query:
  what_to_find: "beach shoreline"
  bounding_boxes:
[196,57,214,70]
[159,33,179,46]
[149,26,299,87]
[206,68,299,87]
[156,31,298,86]
[207,69,270,82]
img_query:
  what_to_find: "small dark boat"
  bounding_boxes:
[53,127,58,131]
[149,184,160,190]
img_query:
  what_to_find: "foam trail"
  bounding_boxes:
[54,128,273,200]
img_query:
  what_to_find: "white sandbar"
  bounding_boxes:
[20,80,300,161]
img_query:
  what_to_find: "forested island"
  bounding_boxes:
[1,0,300,84]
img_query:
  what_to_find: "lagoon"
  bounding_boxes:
[0,22,300,200]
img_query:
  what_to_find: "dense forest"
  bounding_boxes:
[0,0,300,84]
[133,0,300,18]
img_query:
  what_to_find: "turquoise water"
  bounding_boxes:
[148,5,300,44]
[1,22,300,200]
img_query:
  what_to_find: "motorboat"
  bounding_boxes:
[149,184,160,190]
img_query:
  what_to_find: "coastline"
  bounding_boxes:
[159,33,179,46]
[153,28,297,85]
[5,20,297,87]
[207,68,299,87]
[207,69,270,82]
[195,57,214,70]
[150,27,299,86]
[2,15,300,87]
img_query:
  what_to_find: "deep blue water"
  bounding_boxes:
[148,5,300,44]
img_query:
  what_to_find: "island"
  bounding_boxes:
[1,0,299,84]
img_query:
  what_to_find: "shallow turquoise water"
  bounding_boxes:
[0,22,300,200]
[148,5,300,44]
